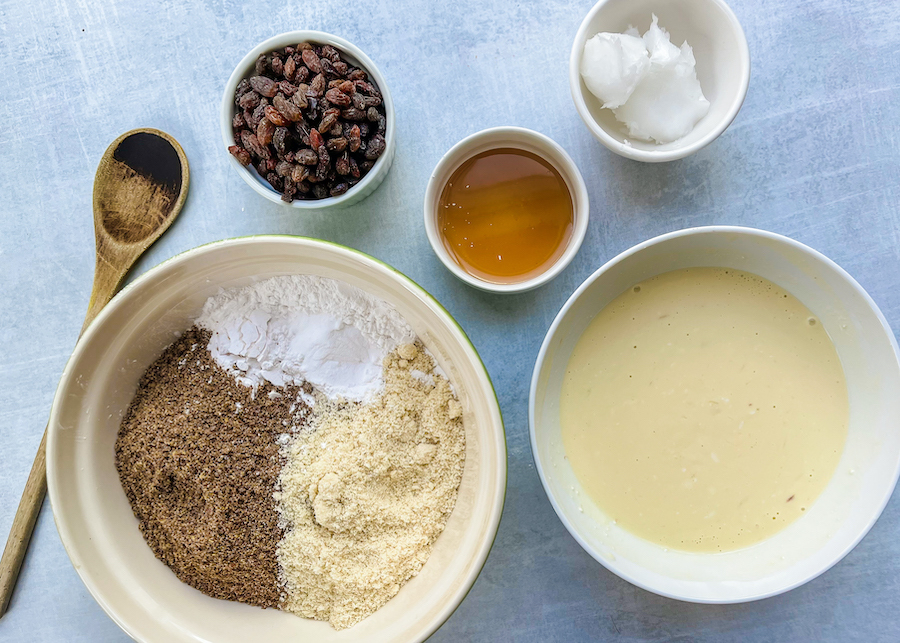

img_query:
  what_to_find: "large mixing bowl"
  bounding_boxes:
[47,236,506,642]
[530,226,900,602]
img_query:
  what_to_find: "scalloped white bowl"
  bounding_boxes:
[48,236,506,642]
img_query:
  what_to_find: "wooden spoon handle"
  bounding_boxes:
[0,429,47,616]
[0,252,127,616]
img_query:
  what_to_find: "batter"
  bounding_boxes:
[560,267,848,552]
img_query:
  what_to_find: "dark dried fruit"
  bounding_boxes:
[301,49,322,73]
[231,42,387,201]
[274,94,303,121]
[341,107,366,121]
[348,124,361,152]
[284,56,296,81]
[327,137,348,152]
[336,150,350,175]
[277,80,297,96]
[255,54,268,75]
[257,118,275,145]
[309,73,326,95]
[296,148,318,165]
[325,88,351,107]
[330,182,349,196]
[321,45,340,62]
[239,91,261,110]
[309,127,324,150]
[228,145,252,165]
[250,76,277,97]
[273,127,290,156]
[271,56,284,76]
[319,109,339,134]
[264,105,289,126]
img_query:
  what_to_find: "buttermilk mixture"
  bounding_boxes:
[560,268,848,552]
[115,275,465,630]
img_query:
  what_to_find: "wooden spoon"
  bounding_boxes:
[0,128,189,616]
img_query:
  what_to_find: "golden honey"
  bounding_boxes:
[438,148,574,284]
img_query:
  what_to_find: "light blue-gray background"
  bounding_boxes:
[1,0,898,640]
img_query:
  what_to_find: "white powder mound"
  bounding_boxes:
[196,275,415,401]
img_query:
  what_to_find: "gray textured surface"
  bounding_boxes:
[1,0,899,641]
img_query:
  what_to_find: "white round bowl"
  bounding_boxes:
[424,127,589,294]
[570,0,750,162]
[221,31,396,208]
[47,237,506,642]
[530,226,900,602]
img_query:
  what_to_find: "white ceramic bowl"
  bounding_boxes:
[424,127,589,294]
[221,32,396,208]
[530,226,900,602]
[47,237,506,642]
[570,0,750,162]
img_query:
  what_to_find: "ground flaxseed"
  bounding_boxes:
[114,327,312,608]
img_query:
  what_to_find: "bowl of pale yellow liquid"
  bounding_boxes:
[529,226,900,602]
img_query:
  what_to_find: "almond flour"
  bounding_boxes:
[275,342,465,629]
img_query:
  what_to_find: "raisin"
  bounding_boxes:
[336,150,350,175]
[228,145,252,165]
[327,137,348,152]
[273,127,290,155]
[277,80,297,96]
[274,94,303,121]
[232,113,245,129]
[325,88,352,107]
[349,156,360,178]
[291,164,309,183]
[357,122,370,138]
[266,172,283,191]
[294,123,311,146]
[312,184,328,199]
[238,91,260,110]
[264,105,289,126]
[341,107,366,121]
[330,182,349,196]
[320,58,337,78]
[275,160,293,177]
[309,128,324,150]
[348,68,367,81]
[295,65,310,83]
[301,49,322,73]
[348,124,361,152]
[255,54,268,75]
[351,92,366,110]
[284,56,296,81]
[271,56,284,76]
[234,78,251,101]
[291,90,308,109]
[250,76,278,98]
[359,160,374,174]
[367,106,380,122]
[321,45,340,62]
[309,73,326,95]
[296,148,318,165]
[333,61,348,76]
[297,42,313,51]
[319,109,339,133]
[242,130,270,159]
[377,116,386,134]
[363,95,382,108]
[256,118,275,145]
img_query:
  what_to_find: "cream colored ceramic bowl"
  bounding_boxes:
[221,31,396,208]
[47,237,506,642]
[570,0,750,162]
[530,226,900,602]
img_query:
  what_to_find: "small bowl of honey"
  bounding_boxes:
[424,127,589,293]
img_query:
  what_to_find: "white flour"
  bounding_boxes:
[196,275,415,401]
